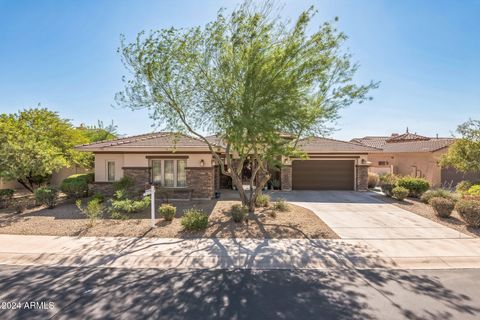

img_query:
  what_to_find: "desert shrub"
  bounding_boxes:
[0,189,15,208]
[396,176,430,197]
[430,197,455,218]
[270,178,281,190]
[90,192,105,203]
[379,173,398,185]
[113,176,135,198]
[0,189,15,199]
[455,199,480,227]
[392,186,409,201]
[111,196,150,214]
[255,194,270,207]
[272,199,289,212]
[467,185,480,197]
[456,180,473,194]
[76,198,103,226]
[230,204,247,223]
[381,184,394,197]
[181,209,208,230]
[34,187,58,209]
[420,189,459,204]
[368,172,379,188]
[158,204,176,221]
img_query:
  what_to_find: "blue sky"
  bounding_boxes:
[0,0,479,140]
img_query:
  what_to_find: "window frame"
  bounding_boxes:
[106,160,116,182]
[149,159,187,188]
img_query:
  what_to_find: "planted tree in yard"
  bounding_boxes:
[0,108,91,192]
[441,119,480,173]
[116,2,377,212]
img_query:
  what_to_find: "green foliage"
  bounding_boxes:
[0,189,15,199]
[255,194,270,208]
[111,196,150,215]
[230,204,248,223]
[34,187,58,209]
[379,173,398,185]
[77,120,118,142]
[455,199,480,227]
[60,173,93,198]
[158,204,176,221]
[392,186,409,201]
[181,209,209,231]
[116,2,377,209]
[113,176,135,199]
[441,120,480,173]
[272,199,289,212]
[76,198,103,226]
[467,185,480,196]
[0,108,91,192]
[90,193,105,203]
[270,179,281,190]
[420,189,459,204]
[396,176,430,197]
[368,172,379,188]
[456,180,473,194]
[430,197,455,218]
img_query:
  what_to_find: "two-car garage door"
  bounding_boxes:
[292,160,355,190]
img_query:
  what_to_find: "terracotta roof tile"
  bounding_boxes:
[298,136,380,153]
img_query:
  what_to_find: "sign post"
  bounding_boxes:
[144,185,156,228]
[150,185,155,227]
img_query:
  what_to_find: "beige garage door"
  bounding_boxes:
[292,160,355,190]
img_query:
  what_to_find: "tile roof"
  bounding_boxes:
[386,132,430,143]
[76,132,211,150]
[298,136,380,153]
[380,138,455,153]
[351,134,455,153]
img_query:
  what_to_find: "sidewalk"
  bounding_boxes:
[1,234,480,270]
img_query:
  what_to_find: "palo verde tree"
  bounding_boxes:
[0,108,91,192]
[441,119,480,173]
[116,2,377,212]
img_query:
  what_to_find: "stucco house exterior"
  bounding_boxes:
[76,132,377,199]
[351,131,479,187]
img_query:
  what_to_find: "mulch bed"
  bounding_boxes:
[372,193,480,238]
[0,199,339,239]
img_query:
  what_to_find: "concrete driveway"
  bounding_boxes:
[270,191,470,240]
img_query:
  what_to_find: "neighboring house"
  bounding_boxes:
[76,132,377,199]
[351,130,479,187]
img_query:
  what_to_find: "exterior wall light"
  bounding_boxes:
[200,159,205,167]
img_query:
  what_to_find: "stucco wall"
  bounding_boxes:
[94,153,213,182]
[368,152,443,187]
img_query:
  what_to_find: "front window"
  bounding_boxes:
[152,160,162,184]
[107,161,115,181]
[164,160,175,187]
[177,160,186,187]
[150,159,187,187]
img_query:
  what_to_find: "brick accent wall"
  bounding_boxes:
[186,167,214,199]
[356,164,369,191]
[280,165,292,191]
[123,167,151,195]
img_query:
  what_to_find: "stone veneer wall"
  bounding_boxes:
[89,183,114,196]
[280,165,292,191]
[356,164,369,191]
[123,167,151,195]
[186,167,214,199]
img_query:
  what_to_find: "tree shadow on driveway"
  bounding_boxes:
[0,265,479,320]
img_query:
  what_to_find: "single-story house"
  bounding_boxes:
[351,130,480,187]
[76,132,377,199]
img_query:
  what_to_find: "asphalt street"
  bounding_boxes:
[0,265,479,320]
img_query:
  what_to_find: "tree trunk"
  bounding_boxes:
[17,179,34,193]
